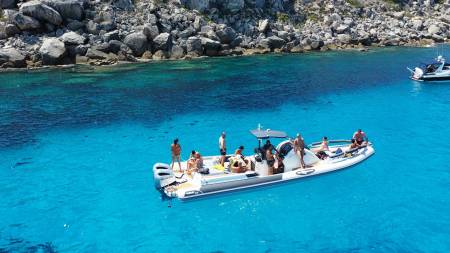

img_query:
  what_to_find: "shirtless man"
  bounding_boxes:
[219,132,226,166]
[266,147,275,175]
[353,129,368,145]
[293,133,306,168]
[171,138,182,171]
[349,139,359,149]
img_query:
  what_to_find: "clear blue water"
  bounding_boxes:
[1,47,450,252]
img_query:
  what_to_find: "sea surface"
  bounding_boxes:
[1,47,450,252]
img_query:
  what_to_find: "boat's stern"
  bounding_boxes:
[410,67,424,81]
[152,163,175,190]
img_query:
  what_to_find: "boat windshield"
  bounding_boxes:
[420,60,444,73]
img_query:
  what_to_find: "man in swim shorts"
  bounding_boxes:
[171,138,182,171]
[353,129,368,145]
[293,133,306,169]
[219,132,226,166]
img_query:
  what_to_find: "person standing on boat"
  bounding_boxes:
[353,129,368,145]
[266,147,275,175]
[293,133,306,169]
[219,132,226,166]
[171,138,182,171]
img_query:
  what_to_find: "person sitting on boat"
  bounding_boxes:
[313,136,329,153]
[235,146,245,160]
[187,152,203,176]
[274,154,284,174]
[349,139,359,149]
[293,133,306,169]
[171,138,182,171]
[195,152,203,169]
[266,147,275,175]
[219,132,226,166]
[230,146,250,173]
[189,150,196,159]
[187,151,197,172]
[353,129,368,145]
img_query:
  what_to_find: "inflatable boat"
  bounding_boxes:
[153,128,375,201]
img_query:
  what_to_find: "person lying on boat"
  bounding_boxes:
[313,136,329,153]
[171,138,182,171]
[352,129,368,145]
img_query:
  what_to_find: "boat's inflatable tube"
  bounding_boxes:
[153,163,174,189]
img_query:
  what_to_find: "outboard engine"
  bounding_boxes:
[413,67,424,80]
[153,163,175,190]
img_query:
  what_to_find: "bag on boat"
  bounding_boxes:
[198,167,209,174]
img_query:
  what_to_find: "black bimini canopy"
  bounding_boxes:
[250,129,288,139]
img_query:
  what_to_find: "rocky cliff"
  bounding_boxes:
[0,0,449,68]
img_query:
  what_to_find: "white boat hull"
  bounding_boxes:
[157,142,375,201]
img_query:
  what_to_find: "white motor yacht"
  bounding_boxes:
[153,128,375,201]
[408,55,450,81]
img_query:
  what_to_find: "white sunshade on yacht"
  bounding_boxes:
[249,129,288,139]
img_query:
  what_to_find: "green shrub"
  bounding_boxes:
[0,7,5,22]
[308,13,319,22]
[277,12,289,23]
[346,0,363,8]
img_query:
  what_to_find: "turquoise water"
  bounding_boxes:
[1,47,450,252]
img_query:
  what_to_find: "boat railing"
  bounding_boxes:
[309,139,352,147]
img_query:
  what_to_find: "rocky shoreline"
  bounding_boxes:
[1,0,449,69]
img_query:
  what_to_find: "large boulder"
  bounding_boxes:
[1,0,16,8]
[103,30,120,42]
[61,31,86,45]
[267,35,285,49]
[186,36,202,55]
[153,32,172,51]
[85,48,109,60]
[411,19,423,30]
[42,0,84,21]
[178,27,195,39]
[428,24,440,35]
[337,34,351,44]
[143,24,159,41]
[9,11,41,31]
[335,24,349,34]
[216,26,236,44]
[201,37,221,56]
[0,48,26,68]
[123,32,148,56]
[258,19,269,32]
[108,40,124,54]
[39,38,66,65]
[5,24,20,37]
[170,45,185,59]
[20,1,62,25]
